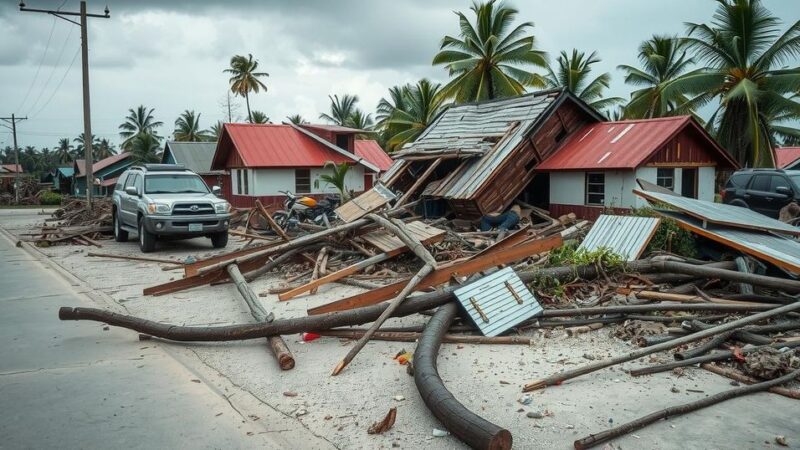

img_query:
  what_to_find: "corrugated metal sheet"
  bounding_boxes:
[657,209,800,274]
[578,215,660,261]
[635,189,800,236]
[74,152,131,178]
[163,142,217,174]
[56,167,74,177]
[538,116,738,170]
[776,147,800,169]
[354,140,393,172]
[453,267,542,337]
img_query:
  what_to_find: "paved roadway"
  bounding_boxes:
[0,229,282,449]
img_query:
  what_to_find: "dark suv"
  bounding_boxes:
[721,168,800,218]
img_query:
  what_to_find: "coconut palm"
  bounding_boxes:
[119,105,163,150]
[93,139,116,161]
[55,138,74,163]
[129,133,161,165]
[667,0,800,167]
[319,162,351,201]
[346,110,373,130]
[618,36,698,119]
[379,79,448,151]
[74,133,99,157]
[249,110,270,124]
[286,114,308,125]
[224,53,269,123]
[544,49,623,111]
[432,0,547,103]
[208,122,223,142]
[320,94,360,126]
[173,110,209,142]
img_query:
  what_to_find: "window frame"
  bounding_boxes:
[295,168,311,194]
[656,168,675,191]
[585,172,605,206]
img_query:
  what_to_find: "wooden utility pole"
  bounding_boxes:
[0,114,26,204]
[19,1,110,208]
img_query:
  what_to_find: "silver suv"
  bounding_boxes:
[112,164,232,253]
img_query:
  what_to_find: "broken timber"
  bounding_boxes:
[254,199,290,241]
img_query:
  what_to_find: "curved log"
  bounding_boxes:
[414,302,512,450]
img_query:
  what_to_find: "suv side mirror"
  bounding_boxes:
[212,186,222,196]
[776,186,792,196]
[125,186,139,196]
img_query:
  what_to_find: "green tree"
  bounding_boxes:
[346,110,373,130]
[432,0,547,103]
[544,49,623,111]
[249,110,270,124]
[319,162,351,201]
[119,105,163,150]
[55,138,74,163]
[286,114,308,125]
[21,146,39,173]
[129,133,161,165]
[618,36,697,119]
[320,94,360,126]
[173,110,209,142]
[208,122,223,142]
[224,53,269,123]
[378,79,447,151]
[74,133,99,158]
[94,139,116,161]
[670,0,800,167]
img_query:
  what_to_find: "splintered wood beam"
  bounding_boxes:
[255,199,290,242]
[393,158,441,208]
[308,234,562,315]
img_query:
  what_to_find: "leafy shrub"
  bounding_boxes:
[547,241,624,270]
[633,208,697,258]
[39,191,63,205]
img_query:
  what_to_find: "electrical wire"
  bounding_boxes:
[25,23,76,116]
[15,16,57,113]
[29,46,80,119]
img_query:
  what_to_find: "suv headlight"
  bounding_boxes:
[214,202,231,213]
[147,203,171,215]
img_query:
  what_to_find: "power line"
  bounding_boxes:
[15,16,57,113]
[25,23,76,116]
[29,46,80,119]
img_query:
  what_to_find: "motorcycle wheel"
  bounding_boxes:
[272,211,290,230]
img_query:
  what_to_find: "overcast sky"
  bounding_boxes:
[1,0,798,150]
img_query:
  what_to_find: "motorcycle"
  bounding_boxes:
[272,190,340,230]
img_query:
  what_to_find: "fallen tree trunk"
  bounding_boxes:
[573,368,800,449]
[673,330,735,360]
[700,363,800,400]
[414,302,512,450]
[522,300,800,392]
[317,329,534,345]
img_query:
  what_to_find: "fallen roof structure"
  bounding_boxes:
[578,215,660,261]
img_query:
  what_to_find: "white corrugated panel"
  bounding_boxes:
[578,215,660,261]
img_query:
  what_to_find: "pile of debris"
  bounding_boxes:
[51,184,800,449]
[0,178,45,205]
[21,198,113,247]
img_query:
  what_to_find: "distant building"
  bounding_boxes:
[210,123,387,208]
[0,164,24,193]
[52,167,74,194]
[73,152,133,196]
[161,141,229,197]
[536,116,739,219]
[776,147,800,170]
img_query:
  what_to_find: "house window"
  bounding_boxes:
[234,169,249,195]
[657,168,675,191]
[295,169,311,194]
[336,134,350,151]
[585,172,605,205]
[242,169,249,195]
[235,169,242,195]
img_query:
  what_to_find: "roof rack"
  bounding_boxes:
[130,164,188,172]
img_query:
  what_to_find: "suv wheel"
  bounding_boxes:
[138,217,156,253]
[210,231,228,249]
[113,210,128,242]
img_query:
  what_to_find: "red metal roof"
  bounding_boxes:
[74,152,131,177]
[354,140,393,171]
[212,123,356,169]
[0,164,22,173]
[776,147,800,169]
[537,116,736,170]
[300,124,364,134]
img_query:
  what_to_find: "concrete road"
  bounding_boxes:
[0,230,286,449]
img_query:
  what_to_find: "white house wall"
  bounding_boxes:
[698,166,715,201]
[241,165,365,196]
[550,170,638,209]
[310,165,364,194]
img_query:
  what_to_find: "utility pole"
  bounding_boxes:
[0,114,27,204]
[20,1,110,208]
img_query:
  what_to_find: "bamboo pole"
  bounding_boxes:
[87,251,181,265]
[522,300,800,392]
[573,368,800,449]
[309,247,328,295]
[317,329,534,345]
[701,363,800,400]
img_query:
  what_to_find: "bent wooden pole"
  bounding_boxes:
[573,368,800,450]
[414,302,512,450]
[522,300,800,392]
[278,251,394,301]
[227,264,294,370]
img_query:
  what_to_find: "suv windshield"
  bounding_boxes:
[145,174,209,194]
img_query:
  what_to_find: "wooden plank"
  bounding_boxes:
[394,158,442,208]
[336,185,396,223]
[255,199,290,241]
[362,221,445,253]
[307,234,562,315]
[87,252,183,265]
[183,240,286,277]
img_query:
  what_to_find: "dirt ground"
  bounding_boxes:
[2,208,797,450]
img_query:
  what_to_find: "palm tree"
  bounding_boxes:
[618,36,697,119]
[320,94,359,126]
[378,79,448,151]
[249,110,270,124]
[55,138,73,163]
[74,133,99,157]
[319,162,351,201]
[432,0,547,103]
[669,0,800,167]
[286,114,308,125]
[224,53,269,123]
[173,110,208,142]
[119,105,163,150]
[544,49,623,111]
[129,133,161,165]
[208,122,223,142]
[94,139,116,160]
[346,110,373,130]
[22,146,39,173]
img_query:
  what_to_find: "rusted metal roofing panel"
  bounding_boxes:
[634,189,800,236]
[453,267,542,337]
[657,209,800,274]
[578,215,660,260]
